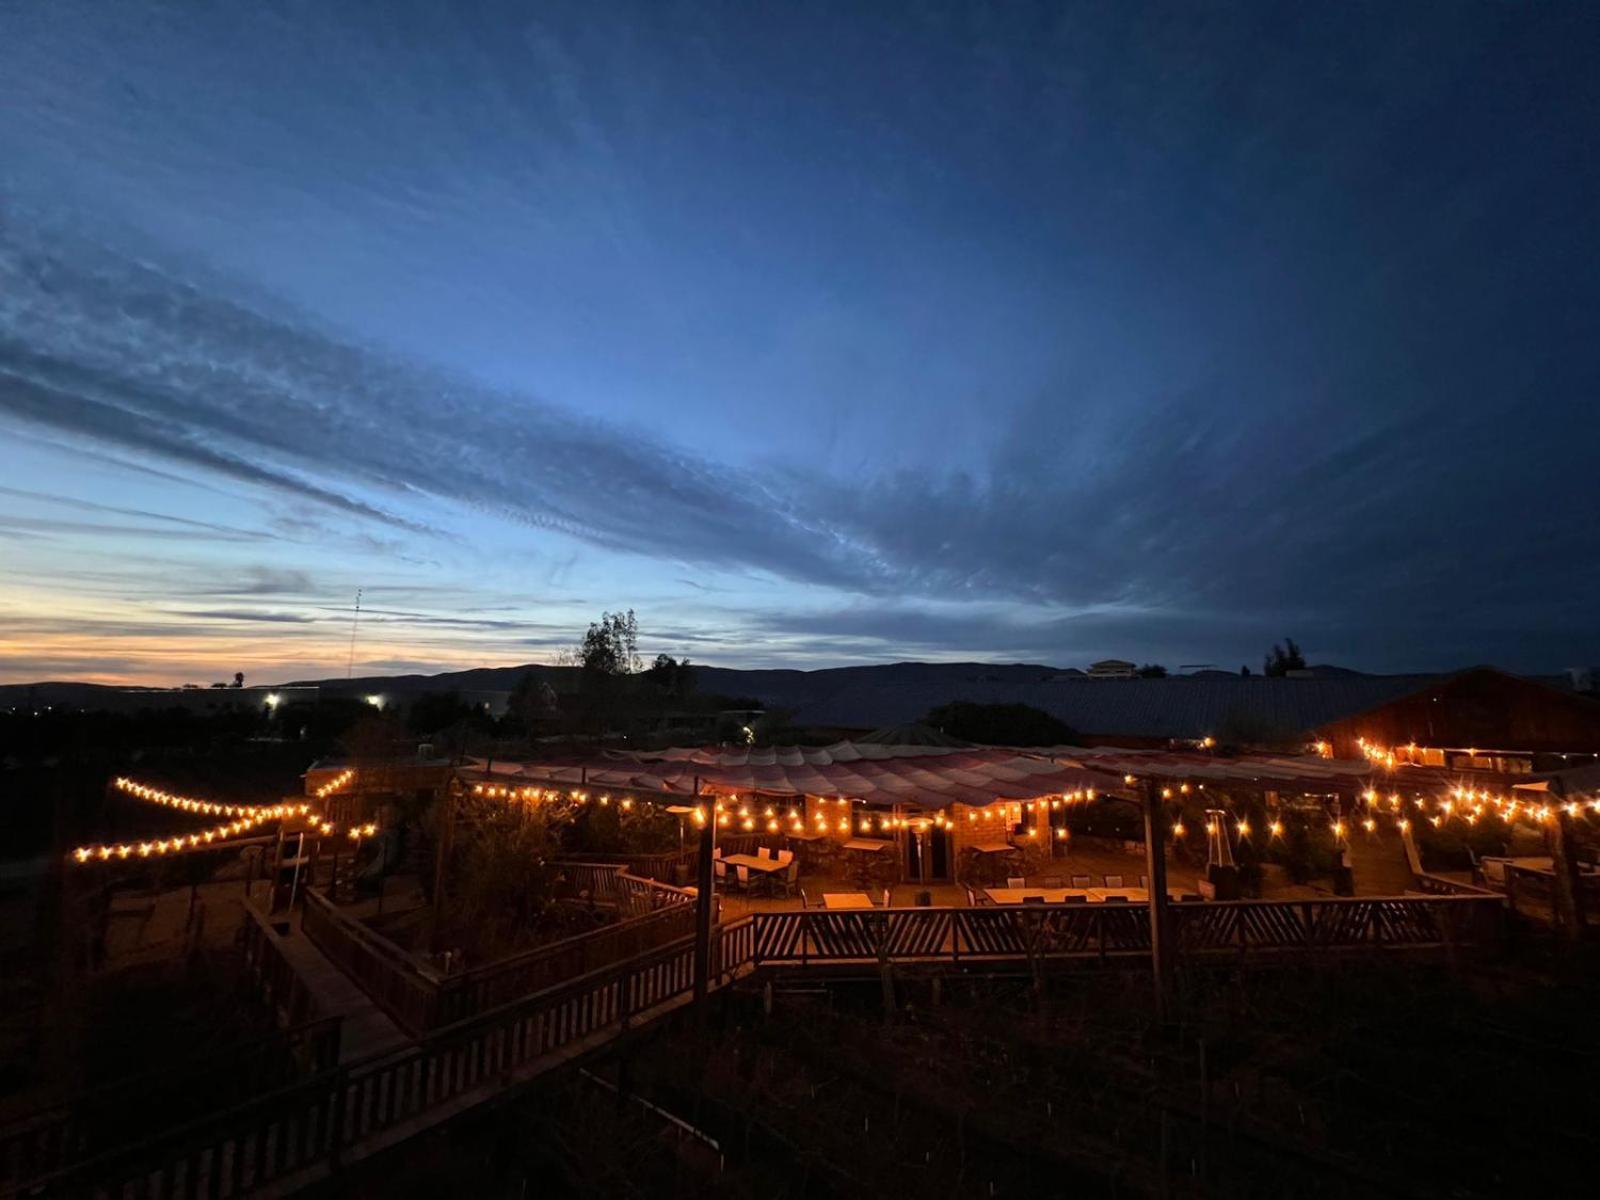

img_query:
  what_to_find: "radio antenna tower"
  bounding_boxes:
[346,588,363,678]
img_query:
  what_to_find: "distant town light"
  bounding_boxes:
[365,694,384,709]
[265,693,281,709]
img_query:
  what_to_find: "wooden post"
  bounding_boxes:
[692,777,716,1019]
[1143,779,1173,1022]
[1549,801,1585,940]
[430,782,455,950]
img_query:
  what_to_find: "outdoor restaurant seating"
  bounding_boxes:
[771,858,800,899]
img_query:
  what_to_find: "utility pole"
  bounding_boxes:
[346,588,362,679]
[1142,779,1173,1022]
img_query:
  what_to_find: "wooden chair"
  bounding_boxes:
[1039,874,1064,888]
[1070,874,1091,888]
[1137,874,1149,889]
[1102,894,1129,903]
[1103,874,1124,888]
[880,887,893,908]
[757,846,772,860]
[1023,895,1046,905]
[1006,876,1026,889]
[713,860,728,885]
[1064,895,1088,904]
[799,887,812,909]
[735,864,751,892]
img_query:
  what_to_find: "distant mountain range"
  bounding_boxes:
[1,659,1367,714]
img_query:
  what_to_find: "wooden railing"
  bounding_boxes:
[560,848,698,885]
[432,903,697,1026]
[301,888,442,1035]
[1398,825,1497,896]
[0,1012,339,1192]
[746,895,1505,967]
[303,872,696,1035]
[18,894,1501,1197]
[38,924,757,1199]
[552,860,696,917]
[242,903,326,1030]
[1503,862,1600,925]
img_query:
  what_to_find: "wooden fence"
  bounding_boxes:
[746,895,1505,968]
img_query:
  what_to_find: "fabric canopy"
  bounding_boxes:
[462,741,1122,810]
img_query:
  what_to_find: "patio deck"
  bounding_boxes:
[716,841,1354,919]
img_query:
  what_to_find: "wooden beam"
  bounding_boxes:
[1142,779,1173,1022]
[691,776,716,1018]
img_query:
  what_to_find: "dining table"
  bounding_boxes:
[720,852,787,875]
[821,892,875,910]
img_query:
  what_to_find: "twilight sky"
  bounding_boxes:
[2,1,1598,685]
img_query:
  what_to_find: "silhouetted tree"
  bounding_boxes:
[646,653,696,699]
[577,610,640,676]
[1135,663,1168,678]
[232,672,245,688]
[1264,637,1307,677]
[508,670,557,732]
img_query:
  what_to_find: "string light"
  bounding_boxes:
[113,777,307,820]
[71,802,311,865]
[313,769,356,799]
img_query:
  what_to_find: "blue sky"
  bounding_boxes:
[2,1,1597,684]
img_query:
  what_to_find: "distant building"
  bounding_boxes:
[1086,659,1137,679]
